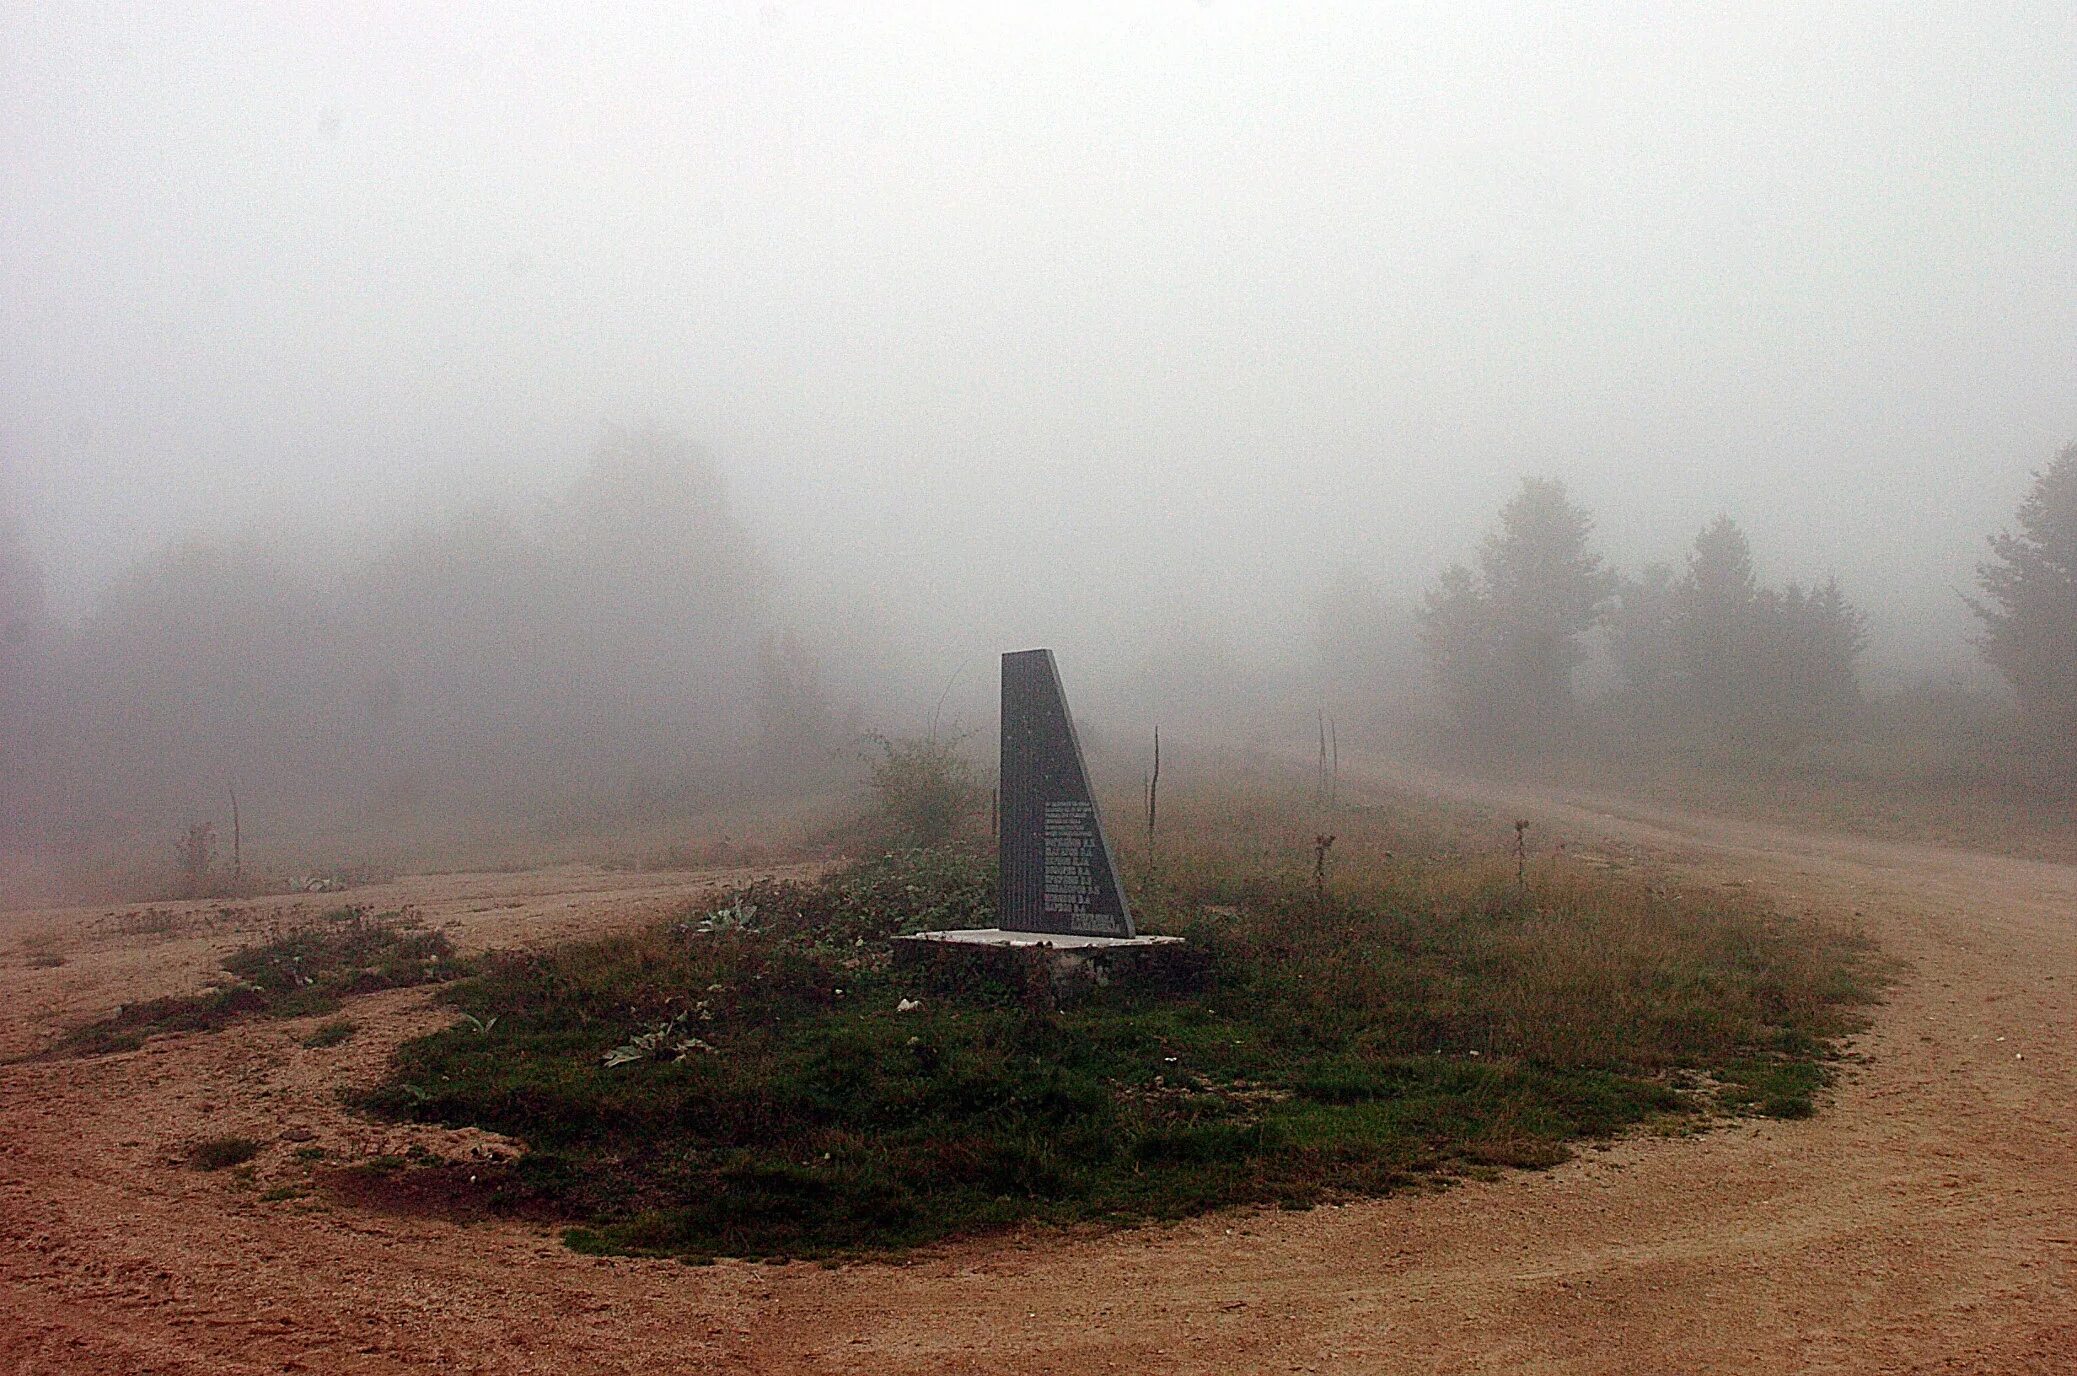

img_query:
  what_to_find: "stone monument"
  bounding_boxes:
[997,647,1134,937]
[892,649,1195,998]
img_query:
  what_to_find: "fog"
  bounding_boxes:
[4,5,2074,884]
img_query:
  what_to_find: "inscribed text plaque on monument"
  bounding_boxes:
[999,649,1134,936]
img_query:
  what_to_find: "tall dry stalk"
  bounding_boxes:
[1145,726,1161,880]
[1329,717,1339,809]
[1316,711,1329,806]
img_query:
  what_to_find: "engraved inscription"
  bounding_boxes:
[1042,800,1100,918]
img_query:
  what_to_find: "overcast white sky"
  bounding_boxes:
[4,2,2073,680]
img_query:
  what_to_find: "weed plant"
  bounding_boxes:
[861,733,981,848]
[366,781,1878,1259]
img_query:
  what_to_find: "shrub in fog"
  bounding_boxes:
[0,516,56,839]
[862,732,980,848]
[1310,570,1423,725]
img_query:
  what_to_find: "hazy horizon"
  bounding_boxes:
[7,4,2075,690]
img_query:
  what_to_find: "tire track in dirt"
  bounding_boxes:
[2,792,2073,1373]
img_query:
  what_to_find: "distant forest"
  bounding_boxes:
[1322,444,2076,789]
[2,433,2072,895]
[0,426,852,865]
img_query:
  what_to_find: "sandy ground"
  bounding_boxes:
[2,771,2074,1374]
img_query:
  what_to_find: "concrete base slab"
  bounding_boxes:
[891,928,1204,1003]
[896,928,1184,951]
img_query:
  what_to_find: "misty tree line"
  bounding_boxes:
[2,429,2072,870]
[0,426,851,853]
[1401,443,2077,777]
[1419,479,1861,754]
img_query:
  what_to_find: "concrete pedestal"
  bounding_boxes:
[891,929,1203,1003]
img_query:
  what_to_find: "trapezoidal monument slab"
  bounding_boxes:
[997,647,1134,937]
[890,649,1194,998]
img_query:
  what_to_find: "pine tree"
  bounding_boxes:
[1420,478,1614,747]
[1612,516,1865,755]
[1972,442,2077,762]
[1671,516,1766,735]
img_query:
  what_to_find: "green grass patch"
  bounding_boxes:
[191,1136,262,1171]
[365,791,1880,1258]
[1714,1057,1828,1118]
[58,908,458,1057]
[301,1019,359,1049]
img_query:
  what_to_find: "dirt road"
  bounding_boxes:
[3,777,2073,1374]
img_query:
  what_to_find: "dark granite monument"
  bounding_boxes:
[997,648,1134,937]
[889,648,1197,1000]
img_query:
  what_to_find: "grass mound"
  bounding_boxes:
[366,785,1880,1259]
[60,906,458,1056]
[301,1018,359,1049]
[190,1136,263,1171]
